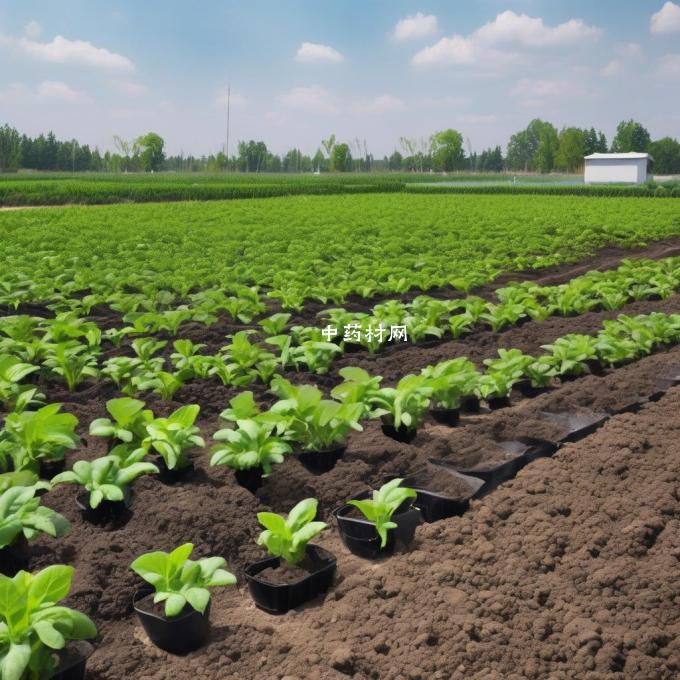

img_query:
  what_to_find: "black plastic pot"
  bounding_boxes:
[459,395,480,413]
[0,535,30,576]
[335,502,420,559]
[404,469,485,523]
[234,467,264,494]
[296,446,345,475]
[380,418,417,443]
[539,411,609,444]
[52,641,94,680]
[40,458,66,480]
[429,407,460,426]
[515,379,552,398]
[133,588,211,654]
[342,342,364,354]
[244,544,336,614]
[154,457,195,485]
[76,489,132,526]
[486,396,511,410]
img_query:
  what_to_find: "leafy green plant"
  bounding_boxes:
[0,404,80,473]
[89,397,154,447]
[327,367,380,418]
[0,355,42,411]
[210,420,291,476]
[0,565,97,680]
[52,454,158,509]
[256,498,327,564]
[101,356,143,395]
[370,375,433,432]
[524,356,558,388]
[43,343,99,391]
[0,486,70,550]
[132,369,189,400]
[542,334,599,376]
[421,358,480,409]
[348,479,416,548]
[289,341,342,375]
[130,543,236,618]
[143,405,204,470]
[259,313,291,336]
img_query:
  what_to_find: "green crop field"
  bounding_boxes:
[2,194,679,310]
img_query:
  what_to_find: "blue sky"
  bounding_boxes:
[0,1,678,157]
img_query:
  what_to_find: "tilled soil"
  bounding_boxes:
[6,242,680,679]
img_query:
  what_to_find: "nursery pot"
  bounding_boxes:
[244,544,337,615]
[429,407,460,427]
[515,379,552,398]
[296,446,345,475]
[334,501,420,559]
[40,458,66,480]
[485,395,511,410]
[133,588,211,655]
[154,457,195,485]
[234,467,264,494]
[459,395,480,413]
[52,641,94,680]
[0,534,30,576]
[380,417,417,444]
[76,488,132,526]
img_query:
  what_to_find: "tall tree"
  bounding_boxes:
[556,127,586,172]
[430,129,465,171]
[137,132,165,171]
[611,120,651,152]
[0,125,22,171]
[648,137,680,174]
[331,143,352,171]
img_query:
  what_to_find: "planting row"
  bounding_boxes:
[2,312,679,496]
[2,195,680,312]
[3,255,680,399]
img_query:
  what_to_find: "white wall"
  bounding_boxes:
[584,158,647,184]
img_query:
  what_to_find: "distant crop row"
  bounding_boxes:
[2,194,680,311]
[0,174,679,205]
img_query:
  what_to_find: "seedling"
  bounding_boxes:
[130,543,236,618]
[0,565,97,680]
[348,479,417,547]
[256,498,327,564]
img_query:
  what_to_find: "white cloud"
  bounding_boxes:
[655,53,680,79]
[15,35,134,71]
[602,59,624,77]
[295,42,344,63]
[511,78,589,98]
[110,80,147,95]
[474,10,601,47]
[393,12,438,41]
[23,20,42,39]
[616,42,642,59]
[0,80,90,104]
[651,2,680,33]
[352,94,406,114]
[278,85,338,114]
[412,10,600,68]
[215,90,248,109]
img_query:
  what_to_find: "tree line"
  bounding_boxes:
[1,119,679,175]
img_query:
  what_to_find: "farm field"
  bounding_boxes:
[1,193,679,679]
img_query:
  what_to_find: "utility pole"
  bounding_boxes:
[225,84,231,170]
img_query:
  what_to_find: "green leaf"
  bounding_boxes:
[33,619,66,649]
[0,641,31,680]
[28,565,73,609]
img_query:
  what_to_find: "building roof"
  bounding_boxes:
[584,152,651,160]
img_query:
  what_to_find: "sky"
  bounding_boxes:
[0,1,679,157]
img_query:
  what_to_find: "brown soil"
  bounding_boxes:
[256,559,317,586]
[7,241,680,679]
[404,464,482,499]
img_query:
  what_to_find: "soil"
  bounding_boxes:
[405,463,487,498]
[6,241,680,678]
[256,558,317,586]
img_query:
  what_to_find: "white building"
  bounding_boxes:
[584,152,652,184]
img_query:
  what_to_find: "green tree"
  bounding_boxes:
[312,149,326,172]
[331,143,352,171]
[137,132,165,172]
[430,129,465,171]
[611,119,651,153]
[556,127,586,172]
[648,137,680,174]
[388,151,403,171]
[0,125,22,171]
[506,119,558,172]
